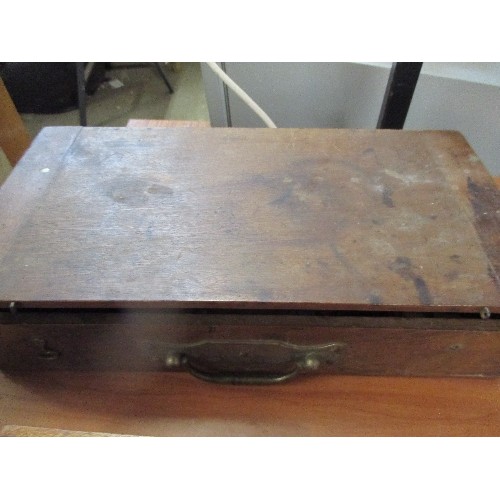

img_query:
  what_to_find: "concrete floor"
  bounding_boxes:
[21,62,210,138]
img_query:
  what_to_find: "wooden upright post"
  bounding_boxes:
[0,77,31,167]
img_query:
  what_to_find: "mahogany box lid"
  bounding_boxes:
[0,126,498,313]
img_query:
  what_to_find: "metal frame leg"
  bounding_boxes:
[153,63,174,94]
[76,62,87,126]
[377,62,423,129]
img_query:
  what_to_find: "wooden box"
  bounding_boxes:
[0,127,498,383]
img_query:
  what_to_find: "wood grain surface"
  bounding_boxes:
[1,312,499,377]
[1,371,499,436]
[127,119,210,128]
[1,425,130,437]
[0,78,31,166]
[0,127,498,312]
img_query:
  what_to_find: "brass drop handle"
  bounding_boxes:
[164,340,344,385]
[183,359,300,385]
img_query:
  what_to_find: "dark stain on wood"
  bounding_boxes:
[104,178,173,207]
[466,177,500,285]
[444,270,459,282]
[413,276,432,305]
[467,177,498,220]
[147,184,174,196]
[382,185,395,208]
[270,186,293,206]
[488,264,500,288]
[369,293,383,305]
[389,257,433,305]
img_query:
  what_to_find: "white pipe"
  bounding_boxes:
[205,62,277,128]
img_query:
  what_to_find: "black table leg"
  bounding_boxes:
[76,62,87,126]
[377,63,423,129]
[154,63,174,94]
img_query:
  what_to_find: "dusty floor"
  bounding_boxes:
[20,62,210,138]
